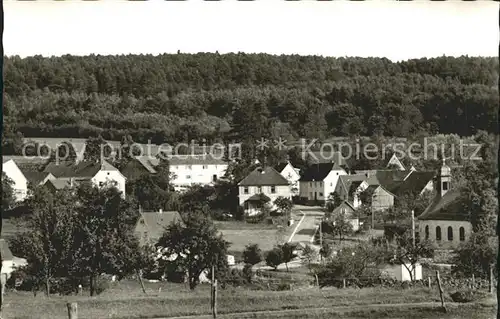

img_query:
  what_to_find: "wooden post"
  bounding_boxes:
[411,210,415,247]
[210,265,215,310]
[472,274,475,289]
[212,280,218,319]
[435,271,447,313]
[67,302,78,319]
[489,264,494,294]
[0,273,5,319]
[342,278,346,289]
[319,220,323,263]
[315,274,319,288]
[137,269,147,295]
[427,276,431,289]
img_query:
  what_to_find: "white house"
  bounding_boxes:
[128,154,228,192]
[381,263,423,281]
[274,161,301,196]
[418,159,472,249]
[43,160,126,197]
[238,167,292,216]
[299,162,347,203]
[2,158,29,202]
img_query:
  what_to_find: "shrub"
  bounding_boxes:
[450,289,489,303]
[265,248,283,270]
[243,244,263,266]
[242,264,253,283]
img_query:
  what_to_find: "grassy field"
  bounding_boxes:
[215,221,294,258]
[1,279,496,319]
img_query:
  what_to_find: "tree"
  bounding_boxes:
[452,231,497,279]
[11,188,77,296]
[325,192,342,213]
[156,212,229,290]
[274,197,293,217]
[72,183,141,296]
[2,172,15,209]
[319,242,333,259]
[279,243,297,272]
[265,248,283,271]
[302,244,319,273]
[330,214,354,244]
[242,244,263,267]
[83,135,113,163]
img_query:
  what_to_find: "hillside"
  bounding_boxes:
[3,54,498,150]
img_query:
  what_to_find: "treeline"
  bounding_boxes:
[3,54,498,147]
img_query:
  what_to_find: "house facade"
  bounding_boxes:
[238,167,291,216]
[2,159,29,202]
[299,162,347,203]
[330,201,360,231]
[417,159,472,249]
[135,209,183,246]
[274,161,301,196]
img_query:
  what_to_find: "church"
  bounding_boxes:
[417,159,472,249]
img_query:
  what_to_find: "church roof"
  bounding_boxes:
[417,189,467,221]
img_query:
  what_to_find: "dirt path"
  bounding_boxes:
[154,301,491,319]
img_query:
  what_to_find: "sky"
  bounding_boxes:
[3,0,499,62]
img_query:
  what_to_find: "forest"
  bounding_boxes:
[3,53,498,153]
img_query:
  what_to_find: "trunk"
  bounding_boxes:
[285,262,289,272]
[137,269,147,294]
[89,275,97,296]
[45,276,50,297]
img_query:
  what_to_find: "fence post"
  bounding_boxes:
[67,302,78,319]
[212,280,218,319]
[435,271,447,313]
[489,264,494,294]
[471,274,475,290]
[315,274,319,288]
[342,278,346,289]
[427,277,431,289]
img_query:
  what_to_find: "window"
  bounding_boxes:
[243,187,249,194]
[425,225,429,240]
[442,181,449,190]
[187,165,192,170]
[257,186,262,193]
[203,165,208,169]
[330,183,333,186]
[186,175,191,179]
[271,186,276,194]
[212,174,217,182]
[436,226,442,241]
[140,219,145,224]
[319,192,323,197]
[447,226,453,241]
[310,192,313,198]
[459,227,465,241]
[310,182,312,187]
[112,181,118,186]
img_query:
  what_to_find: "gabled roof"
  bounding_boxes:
[338,174,368,194]
[135,156,159,174]
[238,167,289,186]
[246,193,271,203]
[364,184,396,198]
[383,153,406,170]
[0,239,14,260]
[301,150,348,167]
[332,201,356,215]
[300,163,345,182]
[22,171,54,186]
[391,171,436,196]
[361,170,411,193]
[45,177,90,190]
[273,162,289,173]
[168,154,227,166]
[43,160,119,178]
[418,189,466,221]
[136,211,183,242]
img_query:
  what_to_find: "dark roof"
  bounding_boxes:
[238,167,289,186]
[364,184,396,198]
[301,151,348,167]
[332,201,356,215]
[21,170,53,185]
[300,163,345,182]
[136,211,183,242]
[338,174,367,194]
[364,170,411,193]
[168,154,227,166]
[391,171,436,196]
[43,160,119,178]
[418,189,467,221]
[273,162,289,173]
[246,193,271,202]
[0,239,14,260]
[45,178,89,190]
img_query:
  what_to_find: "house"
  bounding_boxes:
[335,174,369,205]
[1,239,27,280]
[22,171,56,188]
[134,209,183,246]
[381,262,422,281]
[362,185,396,212]
[238,166,292,216]
[299,162,348,203]
[43,160,126,197]
[274,161,301,196]
[417,159,472,249]
[329,201,360,231]
[123,154,228,191]
[390,171,436,197]
[2,158,29,202]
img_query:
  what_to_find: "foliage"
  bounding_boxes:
[83,135,112,163]
[279,243,297,272]
[301,244,319,272]
[2,172,16,209]
[452,231,498,279]
[72,184,142,296]
[2,55,498,155]
[156,212,229,290]
[450,289,490,303]
[325,192,342,213]
[274,197,293,216]
[242,244,263,267]
[319,242,333,259]
[265,248,283,270]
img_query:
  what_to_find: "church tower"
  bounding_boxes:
[437,158,451,197]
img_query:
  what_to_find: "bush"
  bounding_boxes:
[265,248,283,270]
[450,289,489,303]
[242,264,253,283]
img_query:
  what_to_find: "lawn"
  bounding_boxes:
[1,280,496,319]
[215,221,294,257]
